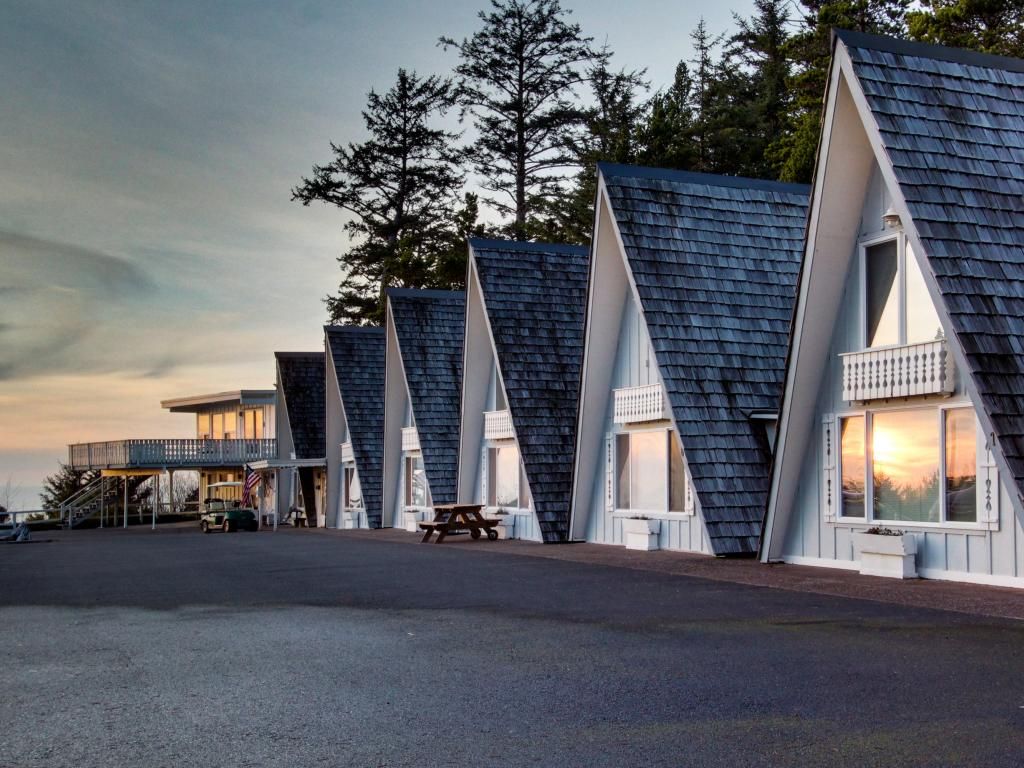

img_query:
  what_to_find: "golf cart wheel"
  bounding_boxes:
[201,520,209,534]
[222,520,231,533]
[487,529,499,541]
[470,528,481,540]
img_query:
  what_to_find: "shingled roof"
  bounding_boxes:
[599,163,809,555]
[275,352,325,459]
[387,289,465,505]
[469,238,590,543]
[837,29,1024,512]
[324,326,385,528]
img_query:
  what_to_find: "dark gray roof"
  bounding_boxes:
[838,30,1024,512]
[324,326,385,528]
[599,163,809,555]
[469,238,590,543]
[274,352,325,459]
[387,289,465,505]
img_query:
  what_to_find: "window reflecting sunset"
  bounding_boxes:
[872,410,940,523]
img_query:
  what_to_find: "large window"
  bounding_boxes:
[242,409,264,440]
[615,430,687,513]
[488,443,522,508]
[405,454,428,508]
[838,407,977,525]
[197,413,212,439]
[863,237,942,349]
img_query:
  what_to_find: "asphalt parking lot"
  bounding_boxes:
[2,526,1023,767]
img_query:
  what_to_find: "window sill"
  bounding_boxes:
[831,518,995,534]
[612,510,694,520]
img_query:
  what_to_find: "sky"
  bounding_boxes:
[0,0,752,509]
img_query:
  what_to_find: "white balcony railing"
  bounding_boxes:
[484,409,515,440]
[68,439,277,471]
[613,383,670,424]
[340,442,354,463]
[401,427,420,452]
[840,339,955,402]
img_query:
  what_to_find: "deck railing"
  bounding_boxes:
[68,439,277,470]
[613,383,670,424]
[483,409,515,440]
[840,339,955,402]
[401,427,420,452]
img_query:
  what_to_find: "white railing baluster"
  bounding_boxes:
[613,383,669,424]
[840,339,955,402]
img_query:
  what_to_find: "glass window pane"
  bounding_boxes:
[905,243,943,344]
[520,463,531,509]
[494,444,519,507]
[945,409,977,523]
[873,410,940,523]
[840,416,865,518]
[212,413,225,440]
[197,414,211,439]
[487,449,497,506]
[616,434,630,509]
[866,240,899,347]
[406,455,427,507]
[630,431,668,511]
[255,409,263,439]
[669,432,686,512]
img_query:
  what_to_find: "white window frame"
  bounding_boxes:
[833,402,991,531]
[402,451,430,510]
[485,439,529,512]
[342,462,363,512]
[610,424,692,520]
[859,230,905,351]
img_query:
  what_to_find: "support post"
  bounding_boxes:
[273,469,278,532]
[123,477,128,529]
[99,476,105,529]
[152,471,159,530]
[168,470,175,517]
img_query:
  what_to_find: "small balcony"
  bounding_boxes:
[840,339,955,402]
[613,383,670,424]
[484,409,515,440]
[401,427,420,452]
[68,438,277,471]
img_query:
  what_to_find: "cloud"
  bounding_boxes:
[0,231,161,380]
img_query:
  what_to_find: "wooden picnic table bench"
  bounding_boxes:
[420,503,499,543]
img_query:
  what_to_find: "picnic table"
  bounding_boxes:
[419,504,499,543]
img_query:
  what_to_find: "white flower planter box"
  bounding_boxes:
[492,517,514,539]
[401,509,423,533]
[622,518,661,551]
[853,531,918,579]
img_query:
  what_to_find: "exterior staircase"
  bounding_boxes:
[60,477,121,529]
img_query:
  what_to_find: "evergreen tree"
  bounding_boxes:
[293,69,464,325]
[638,62,698,170]
[537,49,649,244]
[40,464,97,511]
[728,0,794,178]
[908,0,1024,57]
[772,0,909,182]
[441,0,602,240]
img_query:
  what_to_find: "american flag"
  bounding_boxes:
[241,468,260,507]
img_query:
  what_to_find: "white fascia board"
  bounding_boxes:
[762,48,866,562]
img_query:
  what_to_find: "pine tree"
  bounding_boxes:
[40,464,97,511]
[772,0,909,183]
[441,0,602,240]
[638,62,698,170]
[908,0,1024,57]
[537,49,649,244]
[728,0,794,178]
[293,69,464,325]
